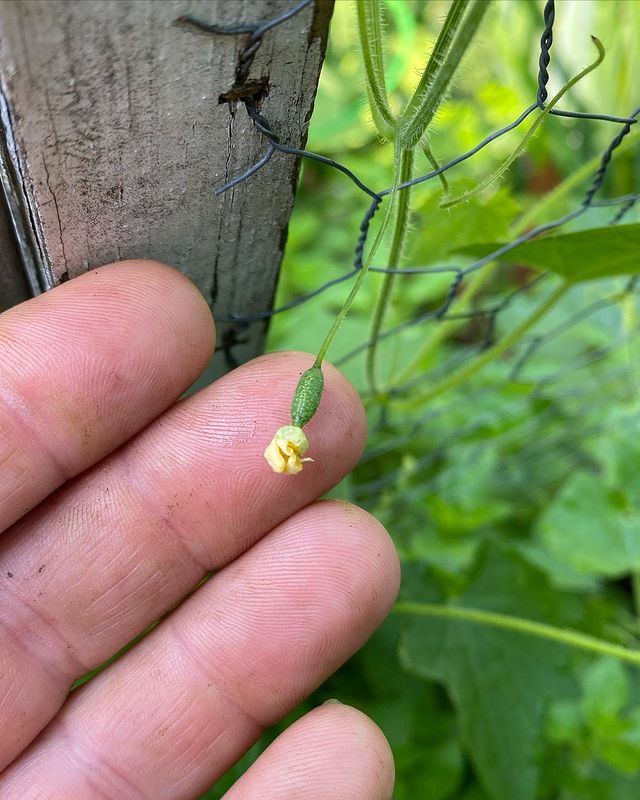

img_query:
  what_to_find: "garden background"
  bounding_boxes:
[208,1,640,797]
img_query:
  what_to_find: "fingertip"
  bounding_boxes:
[91,259,217,357]
[311,703,396,799]
[309,499,401,613]
[224,703,395,799]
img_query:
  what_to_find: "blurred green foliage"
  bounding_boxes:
[204,1,640,798]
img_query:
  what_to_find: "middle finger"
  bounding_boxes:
[0,352,366,770]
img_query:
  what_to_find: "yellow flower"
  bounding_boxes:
[264,425,312,474]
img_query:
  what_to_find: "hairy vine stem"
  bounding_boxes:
[394,601,640,667]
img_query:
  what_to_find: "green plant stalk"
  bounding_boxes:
[375,141,449,391]
[314,191,398,366]
[362,0,487,394]
[313,110,431,369]
[402,0,467,129]
[366,146,415,396]
[396,280,569,408]
[399,0,490,149]
[357,0,395,140]
[391,37,609,388]
[314,263,372,366]
[441,36,606,209]
[422,138,450,197]
[393,601,640,667]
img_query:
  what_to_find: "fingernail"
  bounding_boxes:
[322,698,343,705]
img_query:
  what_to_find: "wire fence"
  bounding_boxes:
[182,0,639,407]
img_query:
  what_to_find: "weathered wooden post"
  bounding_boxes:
[0,0,332,380]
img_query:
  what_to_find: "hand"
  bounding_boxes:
[0,262,399,799]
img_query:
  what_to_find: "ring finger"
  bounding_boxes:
[0,501,400,798]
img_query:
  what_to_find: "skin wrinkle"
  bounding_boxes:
[1,483,139,666]
[165,503,399,726]
[0,648,21,718]
[0,576,84,679]
[0,617,68,771]
[52,716,148,800]
[117,441,212,577]
[0,641,49,750]
[4,461,198,665]
[85,565,169,641]
[155,699,232,786]
[44,661,256,800]
[166,616,269,733]
[0,380,71,487]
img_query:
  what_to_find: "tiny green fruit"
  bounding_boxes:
[290,365,324,427]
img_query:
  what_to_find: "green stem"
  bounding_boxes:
[393,601,640,667]
[441,36,606,209]
[315,193,393,366]
[317,0,489,374]
[366,146,415,396]
[392,108,633,389]
[399,0,490,149]
[397,280,569,408]
[356,0,395,140]
[314,264,372,366]
[422,138,449,197]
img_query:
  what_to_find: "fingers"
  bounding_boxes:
[223,705,394,800]
[0,353,367,768]
[0,502,400,799]
[0,260,215,532]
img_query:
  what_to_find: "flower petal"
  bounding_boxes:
[264,425,310,474]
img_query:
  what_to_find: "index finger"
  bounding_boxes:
[0,260,215,532]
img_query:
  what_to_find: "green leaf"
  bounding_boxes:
[593,406,640,506]
[460,223,640,283]
[546,698,583,744]
[537,470,640,578]
[399,543,573,800]
[581,658,630,728]
[409,186,520,265]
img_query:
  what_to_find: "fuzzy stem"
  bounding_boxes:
[356,0,395,139]
[366,147,415,396]
[314,194,392,366]
[422,138,450,196]
[399,0,490,150]
[393,601,640,667]
[441,36,606,209]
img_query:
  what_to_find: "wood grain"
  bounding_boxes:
[0,0,332,376]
